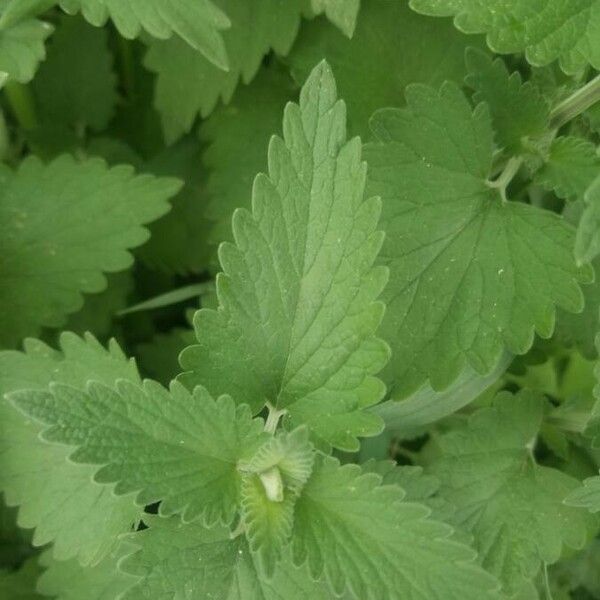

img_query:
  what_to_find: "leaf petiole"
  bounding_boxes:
[550,73,600,130]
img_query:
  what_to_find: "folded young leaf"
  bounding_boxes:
[11,379,266,526]
[576,176,600,265]
[291,455,500,600]
[410,0,600,74]
[465,48,549,153]
[427,391,594,596]
[535,137,600,201]
[121,516,339,599]
[0,154,181,346]
[59,0,231,70]
[32,15,117,132]
[180,61,389,451]
[288,0,481,137]
[364,82,590,398]
[0,333,141,565]
[145,0,304,142]
[240,427,314,575]
[37,545,137,600]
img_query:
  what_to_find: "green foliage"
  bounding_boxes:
[410,0,600,73]
[0,155,180,346]
[1,2,600,598]
[180,61,388,451]
[59,0,231,69]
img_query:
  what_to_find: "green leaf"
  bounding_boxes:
[0,8,52,83]
[32,15,117,132]
[565,474,600,513]
[201,64,294,254]
[137,138,212,274]
[0,558,43,600]
[59,0,231,70]
[576,175,600,265]
[535,136,600,201]
[59,271,133,340]
[291,455,499,599]
[288,0,482,137]
[145,0,305,142]
[309,0,360,37]
[12,379,266,526]
[0,333,141,565]
[428,390,594,596]
[121,516,340,599]
[364,82,590,398]
[0,154,181,346]
[180,61,389,451]
[37,545,137,600]
[136,327,195,385]
[465,48,549,153]
[240,427,314,575]
[410,0,600,74]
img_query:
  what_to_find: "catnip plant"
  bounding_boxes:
[1,1,600,599]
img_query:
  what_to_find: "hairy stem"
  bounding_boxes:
[550,73,600,130]
[264,402,286,434]
[487,156,523,201]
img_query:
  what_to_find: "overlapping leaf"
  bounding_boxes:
[0,0,53,83]
[576,175,600,264]
[180,62,389,451]
[145,0,305,141]
[201,64,294,253]
[291,455,500,600]
[309,0,360,37]
[365,82,590,398]
[428,391,594,596]
[37,546,137,600]
[288,0,482,136]
[121,516,339,600]
[0,333,141,565]
[59,0,231,69]
[12,380,266,526]
[0,154,181,346]
[410,0,600,74]
[32,15,117,132]
[535,137,600,201]
[465,48,549,153]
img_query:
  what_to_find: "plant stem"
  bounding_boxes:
[4,81,37,130]
[550,73,600,130]
[487,156,523,201]
[117,34,135,101]
[264,403,286,434]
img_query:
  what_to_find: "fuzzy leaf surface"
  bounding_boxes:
[0,333,141,565]
[12,379,265,526]
[180,61,389,451]
[121,516,340,600]
[364,82,589,398]
[291,455,500,600]
[0,154,180,346]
